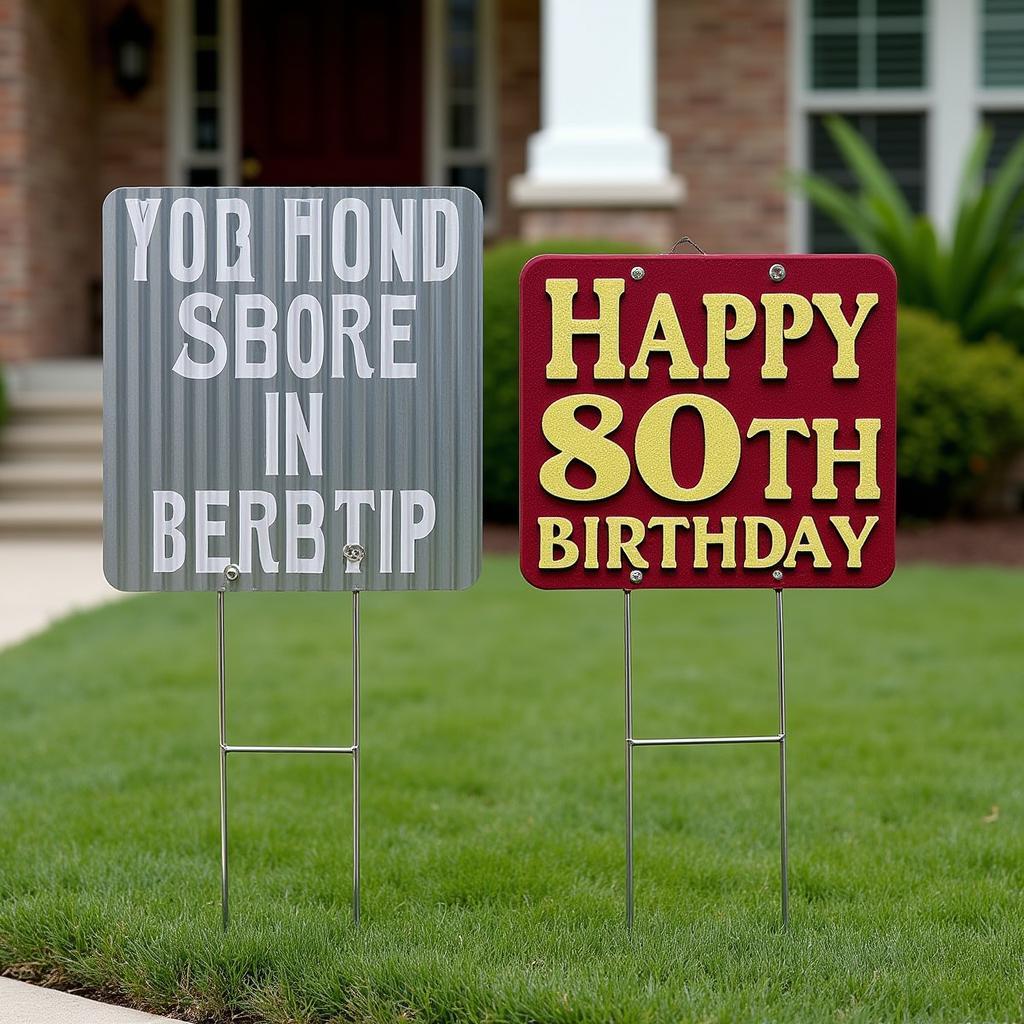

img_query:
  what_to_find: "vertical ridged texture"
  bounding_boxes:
[103,187,482,592]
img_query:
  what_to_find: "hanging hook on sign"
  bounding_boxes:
[667,236,708,255]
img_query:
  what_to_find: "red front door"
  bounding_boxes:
[242,0,424,186]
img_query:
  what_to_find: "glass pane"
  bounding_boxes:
[808,113,925,252]
[985,111,1024,170]
[449,164,487,208]
[876,0,923,15]
[983,112,1024,229]
[189,167,220,186]
[877,32,924,87]
[449,0,476,34]
[870,114,926,191]
[983,30,1024,85]
[985,0,1024,15]
[812,0,859,16]
[195,105,219,150]
[194,0,217,37]
[449,101,477,149]
[195,49,218,92]
[812,32,860,88]
[449,40,476,90]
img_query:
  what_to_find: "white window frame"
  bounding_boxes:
[788,0,1024,250]
[975,0,1024,172]
[426,0,499,234]
[168,0,498,233]
[167,0,240,187]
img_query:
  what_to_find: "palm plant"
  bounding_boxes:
[795,116,1024,345]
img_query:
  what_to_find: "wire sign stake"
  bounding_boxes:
[622,588,788,930]
[518,253,897,928]
[216,572,361,929]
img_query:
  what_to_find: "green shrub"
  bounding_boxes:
[794,117,1024,345]
[898,307,1024,516]
[483,238,641,520]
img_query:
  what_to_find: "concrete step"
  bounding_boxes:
[8,391,103,423]
[4,357,102,394]
[0,500,102,536]
[1,422,102,459]
[0,461,103,498]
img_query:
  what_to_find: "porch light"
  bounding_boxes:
[109,4,154,98]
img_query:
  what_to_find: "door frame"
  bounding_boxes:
[167,0,498,231]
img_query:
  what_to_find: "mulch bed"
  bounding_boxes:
[486,519,1024,568]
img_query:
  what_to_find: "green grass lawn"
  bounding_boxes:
[1,558,1023,1023]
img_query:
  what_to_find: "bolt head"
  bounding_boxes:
[343,543,365,564]
[343,543,365,563]
[224,564,240,582]
[630,266,645,280]
[769,263,786,283]
[772,569,783,581]
[629,569,644,584]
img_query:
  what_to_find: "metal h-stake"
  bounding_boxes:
[217,588,229,931]
[623,590,634,931]
[775,588,789,929]
[216,579,362,931]
[352,588,363,927]
[622,587,790,930]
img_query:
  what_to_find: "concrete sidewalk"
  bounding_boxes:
[0,539,123,649]
[0,979,176,1023]
[0,541,166,1021]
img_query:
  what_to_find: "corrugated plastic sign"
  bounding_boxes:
[103,187,482,592]
[519,254,897,590]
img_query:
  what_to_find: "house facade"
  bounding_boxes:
[0,0,1021,362]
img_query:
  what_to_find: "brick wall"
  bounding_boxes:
[0,0,166,362]
[95,0,167,210]
[658,0,790,254]
[496,0,540,239]
[0,0,28,360]
[22,0,95,359]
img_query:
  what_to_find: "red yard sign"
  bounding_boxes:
[519,254,897,590]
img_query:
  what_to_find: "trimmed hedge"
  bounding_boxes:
[898,308,1024,517]
[482,239,641,520]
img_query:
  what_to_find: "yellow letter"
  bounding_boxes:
[634,394,741,501]
[583,515,600,569]
[545,278,626,380]
[693,516,738,570]
[812,292,877,379]
[540,394,631,501]
[629,293,699,380]
[812,418,881,500]
[744,516,787,569]
[538,517,578,569]
[703,293,756,379]
[830,515,879,568]
[783,516,832,568]
[746,418,810,499]
[762,293,814,379]
[648,516,690,569]
[607,517,649,570]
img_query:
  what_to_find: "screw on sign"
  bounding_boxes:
[518,254,897,590]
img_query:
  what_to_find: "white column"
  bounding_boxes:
[929,0,978,238]
[511,0,683,206]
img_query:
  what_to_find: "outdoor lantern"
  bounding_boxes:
[109,4,154,98]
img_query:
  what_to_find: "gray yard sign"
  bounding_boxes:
[103,187,482,592]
